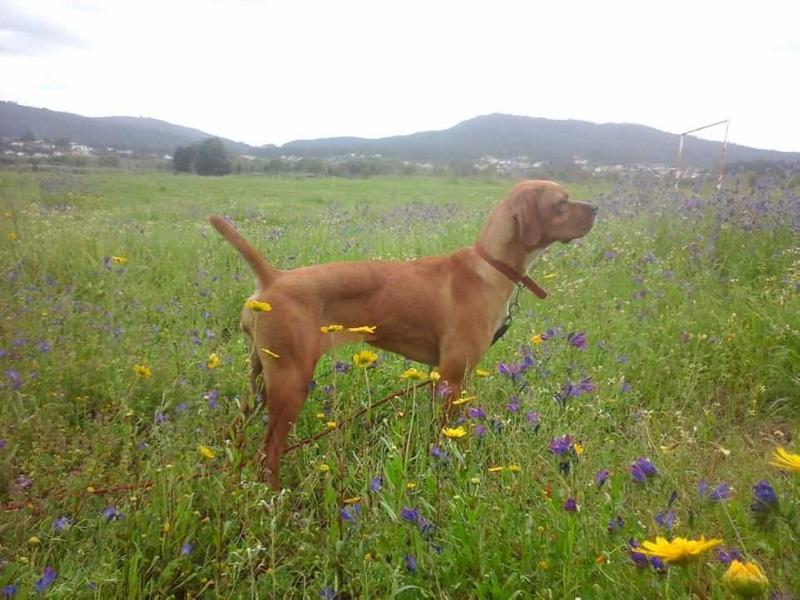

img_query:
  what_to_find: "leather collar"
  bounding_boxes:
[474,245,548,300]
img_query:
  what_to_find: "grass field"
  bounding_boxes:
[0,169,798,598]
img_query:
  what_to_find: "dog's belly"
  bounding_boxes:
[368,337,438,367]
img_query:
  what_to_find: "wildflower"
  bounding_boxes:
[400,368,426,380]
[650,557,668,574]
[722,560,769,598]
[467,407,485,419]
[715,546,744,565]
[508,464,522,472]
[348,325,376,334]
[320,588,337,600]
[629,541,650,569]
[2,584,18,598]
[340,504,360,522]
[473,424,486,438]
[198,445,215,460]
[573,443,584,456]
[400,507,419,524]
[607,515,624,533]
[181,541,194,556]
[352,350,378,368]
[37,341,50,353]
[205,389,219,409]
[132,364,152,379]
[526,411,540,432]
[52,516,71,532]
[370,477,382,493]
[475,368,490,377]
[750,480,779,526]
[554,376,595,405]
[442,426,467,439]
[595,469,610,487]
[564,497,578,512]
[406,482,416,490]
[16,474,32,489]
[111,256,128,265]
[506,396,520,413]
[698,479,731,502]
[344,496,361,505]
[326,421,338,430]
[404,554,417,573]
[334,361,351,374]
[28,536,40,545]
[639,535,722,565]
[548,435,573,455]
[206,353,221,369]
[429,370,441,381]
[320,324,343,333]
[630,457,658,482]
[530,334,543,345]
[102,506,123,521]
[769,447,800,473]
[34,566,57,594]
[488,466,505,473]
[655,510,676,531]
[244,299,272,312]
[318,464,330,473]
[452,395,475,406]
[430,445,447,460]
[567,331,587,350]
[0,439,5,449]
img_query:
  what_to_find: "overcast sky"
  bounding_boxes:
[1,0,798,151]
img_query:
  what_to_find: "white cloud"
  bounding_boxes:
[1,0,798,151]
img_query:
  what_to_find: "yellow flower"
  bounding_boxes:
[348,325,376,334]
[406,483,416,490]
[429,370,441,381]
[315,412,326,419]
[573,443,585,456]
[28,536,40,545]
[469,477,480,484]
[162,520,171,534]
[508,464,522,472]
[722,560,769,598]
[318,464,330,473]
[352,350,378,368]
[320,324,344,333]
[639,536,722,565]
[198,445,215,460]
[452,395,476,406]
[207,353,221,369]
[488,466,505,473]
[111,255,128,265]
[132,364,152,379]
[530,334,544,345]
[8,232,19,241]
[344,496,361,504]
[595,553,608,565]
[769,447,800,473]
[260,347,280,358]
[245,299,272,312]
[326,421,338,429]
[442,426,467,439]
[475,368,490,377]
[400,368,426,380]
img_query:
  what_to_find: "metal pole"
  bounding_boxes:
[717,119,730,190]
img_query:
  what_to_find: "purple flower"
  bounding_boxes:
[320,588,337,600]
[334,361,351,374]
[430,445,447,460]
[175,402,188,414]
[548,435,572,455]
[655,510,676,531]
[541,327,561,340]
[698,480,730,502]
[526,411,540,432]
[400,507,420,524]
[567,331,587,350]
[630,457,658,482]
[594,469,610,487]
[564,497,577,512]
[53,516,71,532]
[5,369,21,390]
[715,546,743,565]
[16,475,32,490]
[2,584,18,598]
[34,566,57,593]
[0,439,6,450]
[418,517,435,537]
[102,505,123,522]
[607,515,624,533]
[37,341,51,353]
[340,504,360,523]
[629,549,649,569]
[205,389,219,409]
[472,424,486,438]
[554,376,595,405]
[404,554,417,573]
[506,396,520,413]
[370,477,382,493]
[154,410,167,424]
[750,480,779,526]
[181,541,194,556]
[467,407,486,419]
[650,557,668,573]
[620,381,632,394]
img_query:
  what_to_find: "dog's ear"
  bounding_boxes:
[511,187,542,247]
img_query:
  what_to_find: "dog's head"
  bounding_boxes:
[506,180,597,248]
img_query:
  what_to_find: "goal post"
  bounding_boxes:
[675,119,730,189]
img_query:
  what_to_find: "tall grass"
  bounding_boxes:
[0,170,798,598]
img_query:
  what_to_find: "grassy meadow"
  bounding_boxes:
[0,169,798,598]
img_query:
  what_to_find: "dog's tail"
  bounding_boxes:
[208,215,277,287]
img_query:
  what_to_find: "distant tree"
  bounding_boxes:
[20,132,36,142]
[172,145,195,173]
[193,138,231,176]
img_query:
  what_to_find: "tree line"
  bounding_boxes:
[173,138,231,175]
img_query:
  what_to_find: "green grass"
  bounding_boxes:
[0,170,798,598]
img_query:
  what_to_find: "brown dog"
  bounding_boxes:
[210,180,596,489]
